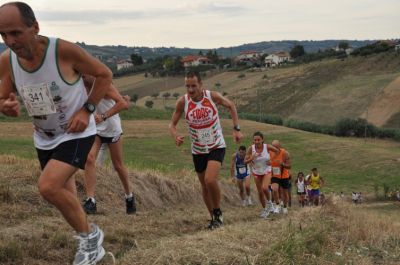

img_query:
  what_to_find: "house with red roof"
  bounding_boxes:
[181,55,211,67]
[235,50,263,63]
[265,51,292,67]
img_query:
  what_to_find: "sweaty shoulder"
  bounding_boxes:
[175,95,185,111]
[56,39,85,60]
[55,39,87,83]
[0,49,11,74]
[210,90,221,99]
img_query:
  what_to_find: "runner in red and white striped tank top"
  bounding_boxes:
[169,71,243,230]
[184,89,226,154]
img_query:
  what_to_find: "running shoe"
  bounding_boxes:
[266,202,275,213]
[208,210,224,230]
[73,224,104,265]
[273,205,281,214]
[126,196,136,214]
[260,208,270,219]
[83,198,97,215]
[282,207,288,214]
[247,197,253,206]
[242,199,247,207]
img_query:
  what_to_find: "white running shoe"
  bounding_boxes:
[73,224,104,265]
[247,197,253,206]
[242,199,247,207]
[282,207,288,214]
[96,246,105,263]
[260,208,270,219]
[273,205,281,214]
[267,202,275,213]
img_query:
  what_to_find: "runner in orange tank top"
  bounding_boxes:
[269,140,291,214]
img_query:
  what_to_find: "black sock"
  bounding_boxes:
[213,208,222,216]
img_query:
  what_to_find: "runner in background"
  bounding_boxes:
[245,132,278,219]
[230,145,252,206]
[82,75,135,215]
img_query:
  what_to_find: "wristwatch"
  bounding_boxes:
[233,125,241,131]
[83,102,96,113]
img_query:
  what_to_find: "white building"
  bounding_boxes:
[117,59,134,71]
[181,55,211,67]
[235,50,262,63]
[265,51,291,67]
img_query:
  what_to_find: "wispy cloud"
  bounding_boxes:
[36,3,249,24]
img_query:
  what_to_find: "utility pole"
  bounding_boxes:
[258,88,262,122]
[364,109,368,142]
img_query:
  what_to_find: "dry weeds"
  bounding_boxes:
[0,155,399,265]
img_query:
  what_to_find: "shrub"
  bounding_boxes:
[334,118,377,137]
[239,113,283,126]
[145,100,154,109]
[284,119,329,133]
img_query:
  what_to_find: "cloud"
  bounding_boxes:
[36,3,248,24]
[37,10,146,23]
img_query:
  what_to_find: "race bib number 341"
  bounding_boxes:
[20,83,56,116]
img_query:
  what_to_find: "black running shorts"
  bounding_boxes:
[271,177,291,189]
[192,148,226,173]
[36,135,96,170]
[97,133,122,144]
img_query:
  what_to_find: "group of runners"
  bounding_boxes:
[230,140,326,217]
[294,169,325,207]
[230,135,292,218]
[0,2,326,265]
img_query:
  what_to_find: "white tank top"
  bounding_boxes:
[251,144,271,175]
[297,179,305,193]
[10,37,96,149]
[184,90,226,154]
[96,98,122,137]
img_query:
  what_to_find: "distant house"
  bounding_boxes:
[117,59,134,71]
[94,54,103,61]
[345,48,354,55]
[235,50,263,63]
[181,55,211,67]
[333,45,353,55]
[265,51,291,67]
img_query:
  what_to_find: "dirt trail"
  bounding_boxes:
[364,76,400,126]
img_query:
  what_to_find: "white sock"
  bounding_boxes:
[87,197,96,203]
[125,193,133,199]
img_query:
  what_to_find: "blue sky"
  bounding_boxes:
[6,0,400,48]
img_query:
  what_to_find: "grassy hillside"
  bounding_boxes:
[0,118,400,264]
[1,120,399,192]
[118,51,400,128]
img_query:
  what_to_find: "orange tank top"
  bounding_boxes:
[269,148,290,179]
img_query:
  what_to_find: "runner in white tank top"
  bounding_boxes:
[81,75,135,215]
[169,71,243,230]
[0,4,112,264]
[250,143,271,176]
[245,132,278,218]
[295,172,306,207]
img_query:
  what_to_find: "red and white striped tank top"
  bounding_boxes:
[184,90,226,154]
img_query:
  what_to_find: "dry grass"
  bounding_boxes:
[0,154,399,265]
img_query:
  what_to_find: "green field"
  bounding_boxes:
[1,118,400,194]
